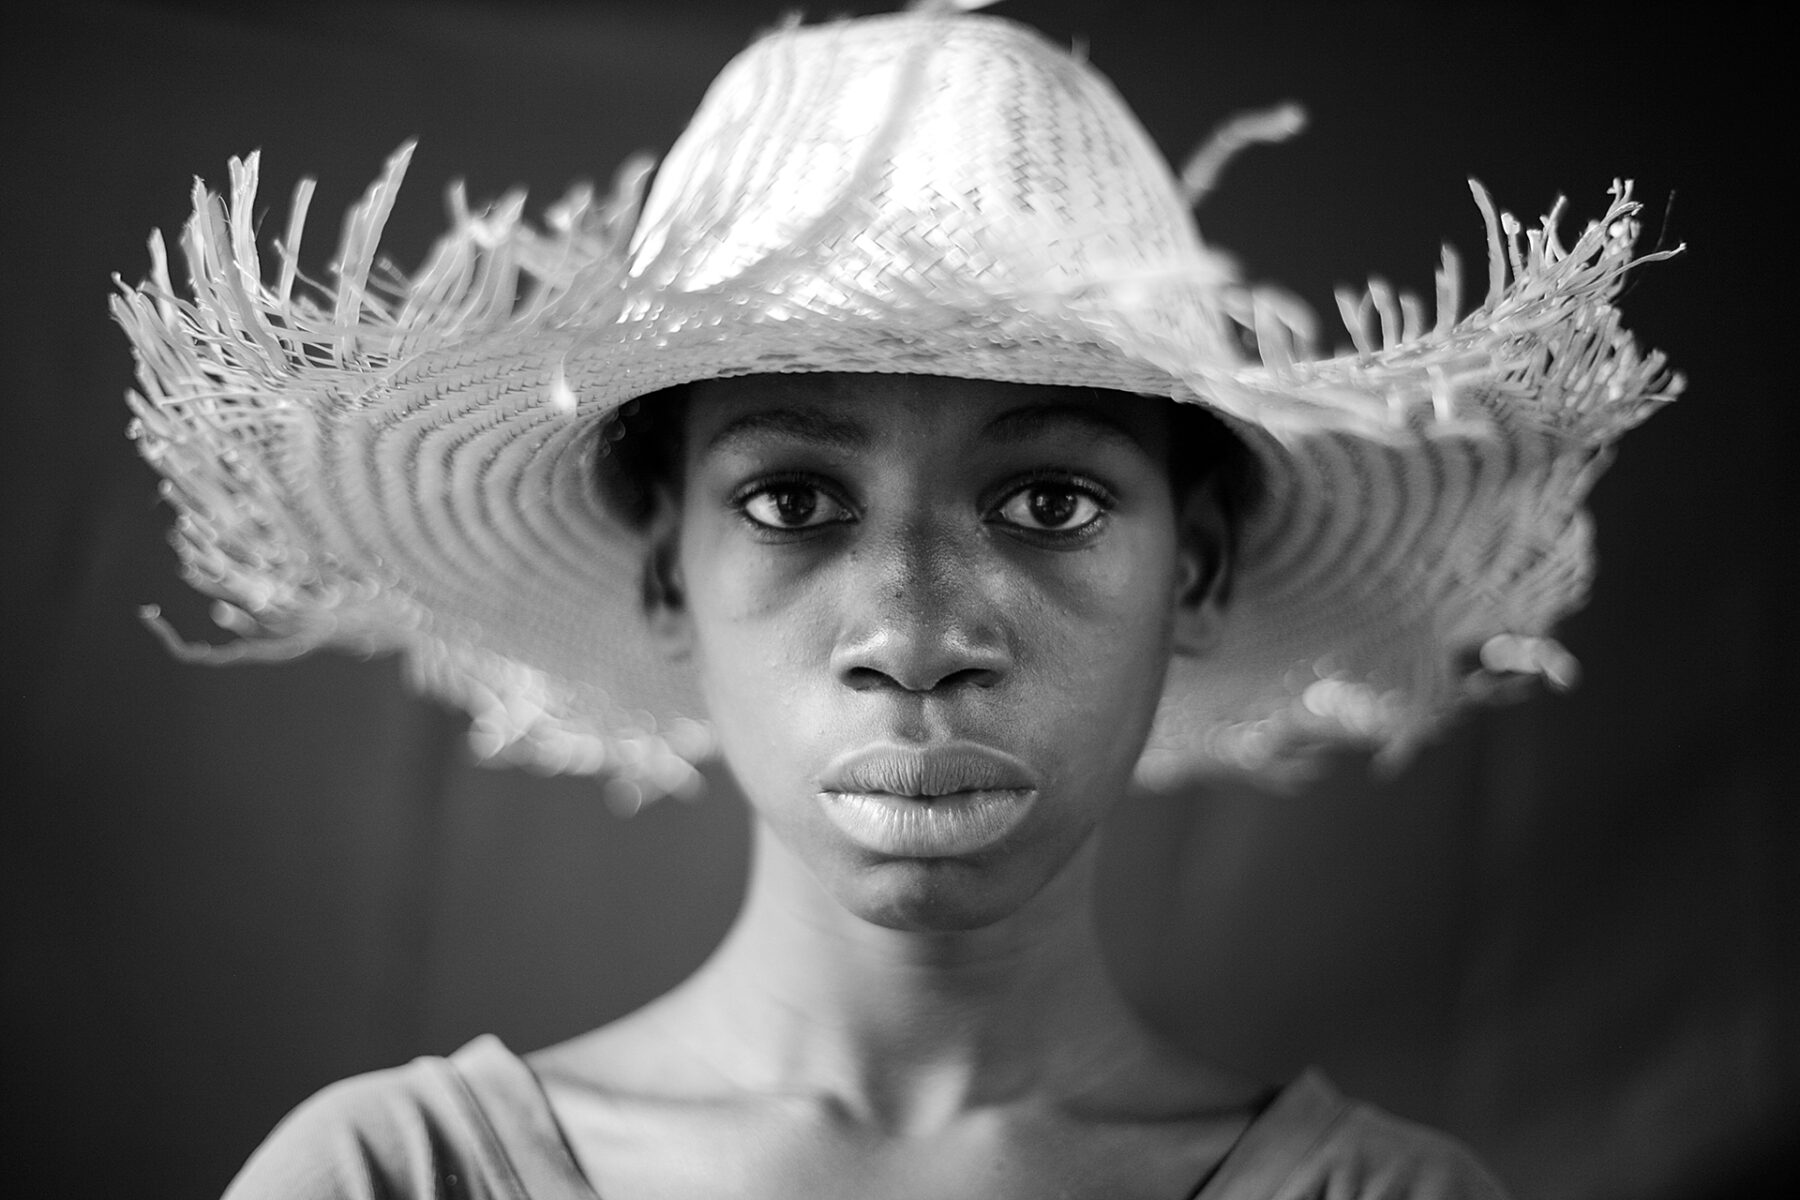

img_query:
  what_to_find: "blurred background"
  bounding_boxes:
[6,1,1794,1196]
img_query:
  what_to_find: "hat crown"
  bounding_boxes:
[628,12,1223,303]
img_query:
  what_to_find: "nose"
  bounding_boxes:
[829,529,1011,695]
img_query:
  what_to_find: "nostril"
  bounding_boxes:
[841,666,894,693]
[829,568,1012,692]
[938,666,1000,691]
[840,663,1000,694]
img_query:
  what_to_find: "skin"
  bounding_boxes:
[531,374,1262,1199]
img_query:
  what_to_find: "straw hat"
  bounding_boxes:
[112,3,1682,806]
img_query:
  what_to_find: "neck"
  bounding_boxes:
[658,821,1160,1132]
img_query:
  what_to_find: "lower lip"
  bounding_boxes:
[819,789,1037,857]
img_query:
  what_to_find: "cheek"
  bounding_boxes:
[680,543,831,787]
[1007,538,1183,788]
[1020,531,1181,679]
[690,555,832,681]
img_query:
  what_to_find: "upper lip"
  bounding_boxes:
[819,742,1038,798]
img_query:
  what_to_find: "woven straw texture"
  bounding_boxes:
[112,9,1681,802]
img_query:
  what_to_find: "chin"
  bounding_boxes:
[829,850,1064,933]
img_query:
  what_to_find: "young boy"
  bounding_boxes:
[114,6,1678,1196]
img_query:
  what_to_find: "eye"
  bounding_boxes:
[994,481,1106,533]
[738,481,851,530]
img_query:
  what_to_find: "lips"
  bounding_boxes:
[816,743,1039,857]
[820,742,1038,798]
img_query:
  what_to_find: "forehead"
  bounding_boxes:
[684,372,1172,460]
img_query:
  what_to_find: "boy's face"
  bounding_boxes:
[655,373,1221,931]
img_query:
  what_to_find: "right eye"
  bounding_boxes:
[738,482,852,530]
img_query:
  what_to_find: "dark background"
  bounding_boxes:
[6,2,1794,1197]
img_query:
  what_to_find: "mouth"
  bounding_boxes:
[816,743,1039,857]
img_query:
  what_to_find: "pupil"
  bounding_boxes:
[1030,488,1077,527]
[776,488,817,524]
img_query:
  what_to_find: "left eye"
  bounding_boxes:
[995,484,1104,531]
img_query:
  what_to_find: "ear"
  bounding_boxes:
[640,486,693,660]
[1171,481,1232,657]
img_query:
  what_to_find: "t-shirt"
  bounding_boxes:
[221,1036,1510,1199]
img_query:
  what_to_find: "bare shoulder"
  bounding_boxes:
[528,999,745,1109]
[527,1008,762,1193]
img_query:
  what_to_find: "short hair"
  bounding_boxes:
[593,386,690,531]
[593,380,1260,549]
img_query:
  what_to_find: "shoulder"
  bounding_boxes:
[1214,1071,1510,1200]
[1305,1097,1509,1199]
[220,1050,487,1200]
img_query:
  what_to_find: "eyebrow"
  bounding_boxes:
[701,407,873,456]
